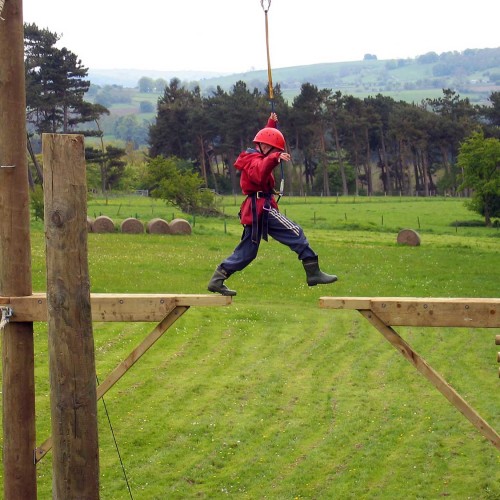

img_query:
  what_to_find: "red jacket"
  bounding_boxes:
[234,118,281,225]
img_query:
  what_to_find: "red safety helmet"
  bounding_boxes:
[253,127,286,151]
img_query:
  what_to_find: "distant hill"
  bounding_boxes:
[89,47,500,105]
[88,68,230,88]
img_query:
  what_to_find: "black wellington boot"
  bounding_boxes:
[302,257,338,286]
[207,267,237,296]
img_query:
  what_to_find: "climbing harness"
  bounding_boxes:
[0,306,13,331]
[260,0,285,201]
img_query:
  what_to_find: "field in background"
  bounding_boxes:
[4,196,499,498]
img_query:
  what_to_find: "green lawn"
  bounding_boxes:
[4,195,500,498]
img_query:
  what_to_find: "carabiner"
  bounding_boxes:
[260,0,271,12]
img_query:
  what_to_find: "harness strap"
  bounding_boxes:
[250,194,259,243]
[249,192,273,243]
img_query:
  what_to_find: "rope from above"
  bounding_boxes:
[0,0,5,21]
[260,0,284,201]
[260,0,274,101]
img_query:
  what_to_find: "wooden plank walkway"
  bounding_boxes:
[320,297,500,327]
[1,293,231,322]
[1,292,232,462]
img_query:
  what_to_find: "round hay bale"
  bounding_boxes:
[87,216,94,232]
[397,229,421,246]
[169,218,192,235]
[92,215,115,233]
[146,218,171,234]
[120,217,144,234]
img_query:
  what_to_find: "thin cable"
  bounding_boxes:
[97,376,134,500]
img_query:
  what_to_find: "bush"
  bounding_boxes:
[146,156,220,215]
[139,101,154,113]
[30,184,44,221]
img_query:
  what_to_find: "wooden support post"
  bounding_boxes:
[0,1,37,498]
[43,134,100,498]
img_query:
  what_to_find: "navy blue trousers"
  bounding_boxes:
[220,207,317,276]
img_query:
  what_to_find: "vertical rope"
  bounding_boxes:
[263,8,274,100]
[260,0,284,200]
[261,0,273,100]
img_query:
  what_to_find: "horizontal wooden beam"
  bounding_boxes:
[0,293,232,322]
[319,297,500,328]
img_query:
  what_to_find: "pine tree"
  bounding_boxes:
[24,23,107,135]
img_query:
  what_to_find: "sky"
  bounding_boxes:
[21,0,499,75]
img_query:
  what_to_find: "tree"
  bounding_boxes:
[139,100,155,113]
[24,23,108,136]
[291,83,330,193]
[113,115,149,147]
[85,145,126,192]
[155,78,167,93]
[478,91,500,138]
[145,156,218,215]
[138,76,154,93]
[149,78,197,159]
[457,131,500,226]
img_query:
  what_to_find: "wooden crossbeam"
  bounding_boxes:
[0,293,232,322]
[320,297,500,327]
[1,292,231,463]
[319,296,500,450]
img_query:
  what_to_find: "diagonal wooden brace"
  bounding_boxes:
[359,309,500,451]
[34,305,189,463]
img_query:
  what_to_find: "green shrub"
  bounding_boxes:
[30,184,44,221]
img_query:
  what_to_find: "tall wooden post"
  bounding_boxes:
[43,134,100,499]
[0,1,38,498]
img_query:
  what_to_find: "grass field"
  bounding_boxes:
[3,195,500,498]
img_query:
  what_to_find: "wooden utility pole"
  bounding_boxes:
[0,1,38,498]
[43,134,100,499]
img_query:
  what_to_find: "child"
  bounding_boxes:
[208,113,337,296]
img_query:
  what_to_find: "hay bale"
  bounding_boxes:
[120,217,144,234]
[169,218,192,235]
[146,218,171,234]
[397,229,421,246]
[92,215,115,233]
[87,216,94,232]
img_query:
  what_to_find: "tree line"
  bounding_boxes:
[149,77,500,198]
